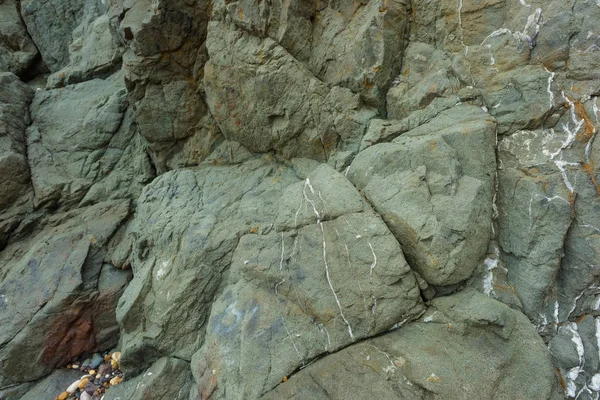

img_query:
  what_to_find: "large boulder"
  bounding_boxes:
[214,0,409,109]
[191,162,424,399]
[348,105,496,286]
[46,1,125,88]
[120,0,220,173]
[114,154,424,397]
[204,19,377,164]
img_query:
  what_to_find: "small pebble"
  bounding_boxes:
[58,392,69,400]
[89,353,104,369]
[85,381,97,395]
[111,352,121,363]
[89,370,96,375]
[80,392,92,400]
[110,359,118,370]
[98,363,111,376]
[79,378,89,389]
[72,365,80,369]
[67,379,82,393]
[109,376,123,386]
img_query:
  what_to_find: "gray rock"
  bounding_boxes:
[348,105,496,286]
[204,19,376,163]
[103,357,193,400]
[120,0,219,173]
[46,1,125,88]
[1,0,600,398]
[0,0,39,76]
[262,290,562,400]
[18,368,81,400]
[26,72,153,210]
[214,0,408,109]
[0,73,34,249]
[549,317,600,399]
[116,156,301,376]
[387,42,461,120]
[0,73,33,209]
[191,162,424,399]
[0,200,130,387]
[20,0,85,72]
[133,80,220,173]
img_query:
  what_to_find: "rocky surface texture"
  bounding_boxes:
[1,0,599,399]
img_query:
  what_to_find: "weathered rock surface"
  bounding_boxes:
[0,0,39,76]
[191,162,424,399]
[120,0,220,173]
[348,105,496,286]
[45,1,125,88]
[0,73,34,249]
[20,0,84,72]
[263,290,562,400]
[0,200,130,388]
[2,0,600,399]
[18,368,82,400]
[103,357,193,400]
[27,72,153,210]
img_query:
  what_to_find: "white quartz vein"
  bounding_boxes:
[368,242,377,281]
[320,222,355,341]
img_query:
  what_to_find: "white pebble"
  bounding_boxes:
[66,379,81,393]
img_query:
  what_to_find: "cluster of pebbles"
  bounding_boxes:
[54,352,123,400]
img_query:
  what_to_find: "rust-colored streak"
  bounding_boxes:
[41,307,96,369]
[569,97,596,144]
[582,162,600,195]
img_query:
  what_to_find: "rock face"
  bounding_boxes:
[2,0,600,399]
[263,290,562,400]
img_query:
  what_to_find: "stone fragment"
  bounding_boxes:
[66,379,81,393]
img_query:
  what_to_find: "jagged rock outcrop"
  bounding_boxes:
[1,0,600,399]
